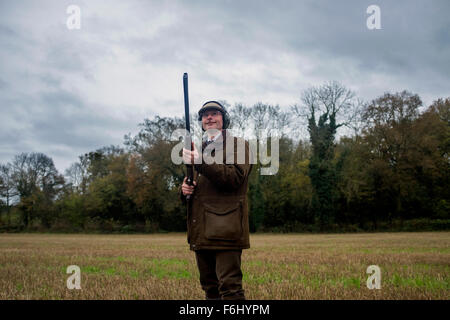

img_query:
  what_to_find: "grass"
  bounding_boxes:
[0,232,448,299]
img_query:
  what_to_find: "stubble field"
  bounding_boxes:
[0,232,448,299]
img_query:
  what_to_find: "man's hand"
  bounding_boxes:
[183,142,200,165]
[181,177,197,196]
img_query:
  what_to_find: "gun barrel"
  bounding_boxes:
[183,73,194,192]
[183,73,191,150]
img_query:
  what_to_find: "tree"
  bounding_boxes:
[361,91,450,221]
[426,98,450,163]
[64,161,88,194]
[414,98,450,219]
[11,152,64,227]
[260,137,313,230]
[0,163,17,225]
[125,116,186,231]
[362,91,421,220]
[228,103,252,137]
[84,153,134,223]
[293,81,362,229]
[334,136,378,228]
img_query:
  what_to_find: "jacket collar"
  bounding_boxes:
[202,129,228,151]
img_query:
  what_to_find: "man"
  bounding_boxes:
[180,101,253,300]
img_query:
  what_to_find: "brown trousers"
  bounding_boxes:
[194,250,245,300]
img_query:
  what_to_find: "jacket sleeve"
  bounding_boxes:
[195,139,252,191]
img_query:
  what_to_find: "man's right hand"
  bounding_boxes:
[181,177,197,196]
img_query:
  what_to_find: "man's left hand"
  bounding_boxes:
[183,143,200,164]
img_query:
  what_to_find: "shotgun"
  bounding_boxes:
[183,73,194,200]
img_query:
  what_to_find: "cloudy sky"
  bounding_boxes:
[1,0,449,173]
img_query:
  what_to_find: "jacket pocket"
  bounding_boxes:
[204,201,242,241]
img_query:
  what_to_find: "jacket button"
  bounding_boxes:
[193,219,196,223]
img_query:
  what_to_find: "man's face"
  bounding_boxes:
[201,109,223,132]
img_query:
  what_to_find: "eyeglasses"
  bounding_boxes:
[201,110,220,118]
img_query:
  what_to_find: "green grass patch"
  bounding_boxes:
[342,277,362,289]
[81,266,102,274]
[387,274,449,290]
[145,258,191,279]
[128,270,140,278]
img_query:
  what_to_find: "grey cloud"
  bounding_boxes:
[0,78,7,89]
[0,24,16,37]
[122,0,450,101]
[1,85,147,167]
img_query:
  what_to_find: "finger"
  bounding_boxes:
[183,152,193,160]
[183,155,191,164]
[183,181,193,188]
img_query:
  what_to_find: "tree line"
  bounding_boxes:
[0,82,449,233]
